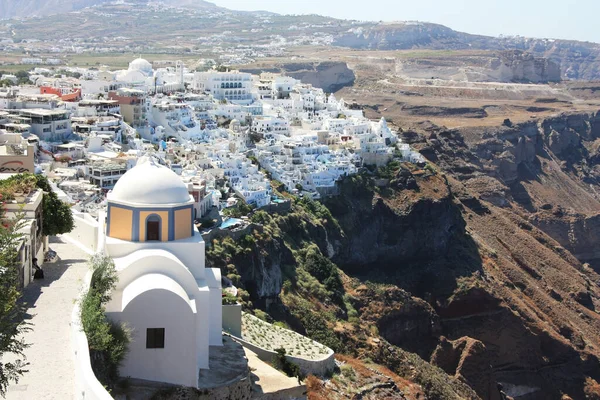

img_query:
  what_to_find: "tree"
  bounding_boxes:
[0,203,30,396]
[40,189,74,236]
[14,70,30,85]
[33,174,74,236]
[4,174,73,235]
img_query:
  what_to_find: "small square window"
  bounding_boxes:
[146,328,165,349]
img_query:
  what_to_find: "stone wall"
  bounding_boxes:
[199,378,252,400]
[202,223,262,247]
[259,200,292,214]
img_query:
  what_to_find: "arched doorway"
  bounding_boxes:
[146,215,161,241]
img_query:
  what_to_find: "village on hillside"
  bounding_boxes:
[0,57,425,399]
[0,57,423,219]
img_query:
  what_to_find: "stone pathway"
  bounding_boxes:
[5,236,91,400]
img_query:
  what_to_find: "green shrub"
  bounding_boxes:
[250,210,271,225]
[0,173,74,235]
[254,309,270,322]
[273,348,303,382]
[297,197,333,222]
[222,201,254,218]
[302,246,344,304]
[226,273,241,287]
[340,364,356,382]
[80,254,130,388]
[222,292,238,305]
[424,163,437,174]
[296,267,328,300]
[239,234,255,248]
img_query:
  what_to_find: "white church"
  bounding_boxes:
[100,157,222,387]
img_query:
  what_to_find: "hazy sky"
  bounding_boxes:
[210,0,600,43]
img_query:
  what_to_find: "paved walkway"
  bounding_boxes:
[6,236,91,400]
[243,348,306,399]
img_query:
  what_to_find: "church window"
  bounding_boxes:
[146,328,165,348]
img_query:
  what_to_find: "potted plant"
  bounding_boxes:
[0,185,15,202]
[23,175,37,195]
[13,182,25,202]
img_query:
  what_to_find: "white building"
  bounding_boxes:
[15,109,71,142]
[103,158,222,387]
[193,71,253,104]
[251,116,290,137]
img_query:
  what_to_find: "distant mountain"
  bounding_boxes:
[0,0,105,19]
[151,0,224,12]
[2,0,600,80]
[0,0,223,19]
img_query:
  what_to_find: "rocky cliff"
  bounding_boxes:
[490,50,561,83]
[334,22,600,80]
[240,62,356,93]
[206,109,600,399]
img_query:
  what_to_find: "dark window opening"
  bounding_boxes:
[146,328,165,348]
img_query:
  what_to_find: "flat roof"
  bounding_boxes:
[57,143,84,149]
[18,109,69,116]
[90,163,127,171]
[79,100,119,106]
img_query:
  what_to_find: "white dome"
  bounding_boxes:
[110,159,191,206]
[128,58,153,77]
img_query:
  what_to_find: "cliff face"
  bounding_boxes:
[491,50,561,83]
[333,22,600,80]
[324,174,464,270]
[334,23,462,50]
[240,62,356,93]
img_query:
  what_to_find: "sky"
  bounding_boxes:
[209,0,600,43]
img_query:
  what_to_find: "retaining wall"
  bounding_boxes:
[259,200,292,214]
[231,335,335,377]
[202,223,262,246]
[232,313,335,377]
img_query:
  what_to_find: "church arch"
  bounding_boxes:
[145,214,162,241]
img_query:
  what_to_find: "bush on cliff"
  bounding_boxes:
[300,245,344,305]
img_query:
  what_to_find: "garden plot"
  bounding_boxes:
[241,313,332,360]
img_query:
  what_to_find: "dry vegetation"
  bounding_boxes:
[241,312,331,360]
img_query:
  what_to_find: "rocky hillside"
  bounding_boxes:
[205,108,600,399]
